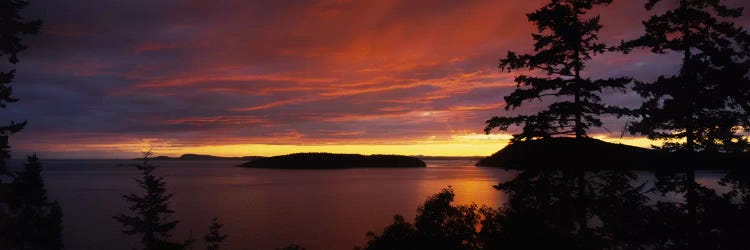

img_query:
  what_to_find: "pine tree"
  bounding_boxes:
[204,217,227,250]
[0,1,56,249]
[485,0,631,141]
[0,0,41,178]
[623,0,750,248]
[3,155,64,249]
[625,0,750,153]
[484,1,630,245]
[114,151,184,250]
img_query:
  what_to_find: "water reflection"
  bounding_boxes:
[4,159,748,249]
[38,160,512,249]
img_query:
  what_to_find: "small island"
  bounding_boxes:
[476,137,750,171]
[149,154,263,161]
[238,153,427,169]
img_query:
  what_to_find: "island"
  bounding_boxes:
[149,154,264,161]
[238,153,427,169]
[475,137,750,170]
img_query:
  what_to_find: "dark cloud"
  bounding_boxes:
[6,0,750,157]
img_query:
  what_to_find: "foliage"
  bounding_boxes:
[0,155,63,249]
[621,2,750,248]
[205,217,227,250]
[485,0,630,141]
[364,187,488,250]
[363,169,750,249]
[624,0,750,153]
[490,170,583,249]
[589,170,653,248]
[0,1,61,249]
[114,151,188,250]
[365,174,669,250]
[0,0,41,177]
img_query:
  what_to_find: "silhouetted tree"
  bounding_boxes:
[485,0,630,140]
[362,177,739,249]
[1,155,63,249]
[365,188,486,250]
[718,169,750,249]
[0,0,40,201]
[623,1,750,248]
[0,0,41,178]
[484,1,632,240]
[413,188,482,250]
[204,217,227,250]
[364,215,419,250]
[625,0,750,153]
[114,151,188,250]
[491,169,677,249]
[589,170,653,249]
[0,1,60,249]
[489,170,583,249]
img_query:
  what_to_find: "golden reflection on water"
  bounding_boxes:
[43,159,515,250]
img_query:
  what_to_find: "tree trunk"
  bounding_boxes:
[573,42,588,244]
[680,1,698,248]
[574,93,583,139]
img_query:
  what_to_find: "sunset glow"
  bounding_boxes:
[11,0,748,158]
[25,133,659,159]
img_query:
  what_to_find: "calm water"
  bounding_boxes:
[34,159,514,250]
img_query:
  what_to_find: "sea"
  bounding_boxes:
[19,158,727,249]
[31,159,516,250]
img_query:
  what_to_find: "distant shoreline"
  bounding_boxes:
[46,154,484,162]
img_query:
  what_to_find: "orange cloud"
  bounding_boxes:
[20,0,737,158]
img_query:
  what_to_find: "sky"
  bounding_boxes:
[5,0,750,158]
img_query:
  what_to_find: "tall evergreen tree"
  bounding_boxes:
[2,155,64,249]
[625,0,750,153]
[114,151,185,250]
[0,1,59,249]
[0,0,41,177]
[623,0,750,249]
[484,1,630,244]
[485,0,631,141]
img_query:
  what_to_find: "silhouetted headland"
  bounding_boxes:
[146,154,263,161]
[476,137,750,170]
[238,153,426,169]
